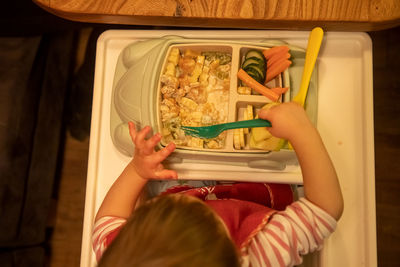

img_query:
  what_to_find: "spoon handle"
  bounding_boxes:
[293,27,324,107]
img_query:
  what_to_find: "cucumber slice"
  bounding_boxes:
[242,58,263,69]
[244,65,265,80]
[242,59,266,73]
[245,68,263,83]
[245,50,265,62]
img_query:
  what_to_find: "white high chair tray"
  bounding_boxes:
[81,30,376,267]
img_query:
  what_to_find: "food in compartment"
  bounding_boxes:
[244,104,253,135]
[249,103,285,151]
[159,47,232,149]
[252,123,272,142]
[270,87,289,95]
[233,127,246,150]
[242,108,249,134]
[237,86,251,95]
[241,50,266,84]
[250,134,283,151]
[246,104,254,120]
[233,103,286,151]
[266,48,290,68]
[239,128,245,148]
[238,69,280,101]
[233,129,241,150]
[233,104,253,150]
[160,44,292,152]
[237,47,291,102]
[262,46,292,83]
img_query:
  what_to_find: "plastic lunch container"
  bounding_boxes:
[80,30,376,267]
[110,36,318,171]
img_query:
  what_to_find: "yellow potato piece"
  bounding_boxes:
[184,49,200,58]
[252,127,272,142]
[180,97,198,110]
[189,55,205,83]
[243,111,249,134]
[233,128,241,150]
[250,102,283,145]
[239,128,245,148]
[247,104,254,120]
[164,62,176,76]
[167,48,180,66]
[189,137,204,148]
[250,134,284,151]
[238,86,251,95]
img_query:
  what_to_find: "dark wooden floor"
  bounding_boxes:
[48,133,88,267]
[47,27,400,267]
[370,27,400,267]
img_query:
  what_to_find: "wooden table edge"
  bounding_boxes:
[33,0,400,32]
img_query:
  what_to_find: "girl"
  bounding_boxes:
[92,102,344,267]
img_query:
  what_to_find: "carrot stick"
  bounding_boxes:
[263,46,289,60]
[267,52,291,68]
[237,69,279,101]
[265,60,292,83]
[270,87,289,95]
[269,57,290,72]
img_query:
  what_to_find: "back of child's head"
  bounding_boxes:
[98,194,240,267]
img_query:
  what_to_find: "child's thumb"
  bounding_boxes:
[258,109,271,120]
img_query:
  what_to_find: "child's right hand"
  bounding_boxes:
[257,102,315,142]
[259,103,344,220]
[128,122,178,180]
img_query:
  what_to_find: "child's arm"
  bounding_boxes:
[258,102,344,220]
[94,122,177,222]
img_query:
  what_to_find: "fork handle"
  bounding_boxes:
[223,119,271,130]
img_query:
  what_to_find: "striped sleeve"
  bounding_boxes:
[92,216,127,262]
[245,198,337,267]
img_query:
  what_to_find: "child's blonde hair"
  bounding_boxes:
[98,194,240,267]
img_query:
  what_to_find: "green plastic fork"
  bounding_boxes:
[181,118,271,139]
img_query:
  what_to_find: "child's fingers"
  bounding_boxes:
[135,126,151,149]
[258,108,271,120]
[143,133,162,154]
[155,169,178,179]
[258,102,281,120]
[154,142,176,162]
[128,122,137,143]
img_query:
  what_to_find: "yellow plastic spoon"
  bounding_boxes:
[293,27,324,107]
[288,27,324,150]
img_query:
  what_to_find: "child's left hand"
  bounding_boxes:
[128,122,178,180]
